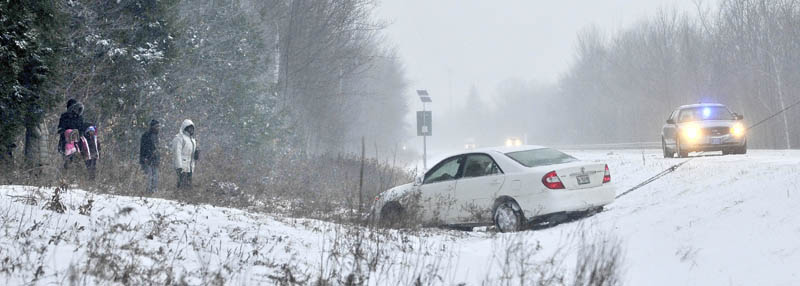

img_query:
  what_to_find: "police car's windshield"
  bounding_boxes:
[678,106,735,123]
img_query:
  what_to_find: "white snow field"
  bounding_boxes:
[2,150,799,285]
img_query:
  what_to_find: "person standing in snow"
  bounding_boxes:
[57,99,78,155]
[172,119,198,190]
[57,101,85,169]
[83,124,100,180]
[140,119,161,193]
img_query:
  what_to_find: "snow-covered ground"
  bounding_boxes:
[2,149,799,285]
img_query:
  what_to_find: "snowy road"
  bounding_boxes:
[1,150,799,285]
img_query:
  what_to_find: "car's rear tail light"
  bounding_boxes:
[542,171,565,189]
[603,164,611,183]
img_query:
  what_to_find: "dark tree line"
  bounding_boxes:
[0,1,61,169]
[446,0,800,150]
[556,0,800,148]
[0,0,409,175]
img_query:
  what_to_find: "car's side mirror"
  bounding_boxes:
[666,119,675,124]
[735,114,744,120]
[414,174,424,186]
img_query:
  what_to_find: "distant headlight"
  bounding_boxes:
[514,139,522,146]
[731,123,745,137]
[682,125,701,142]
[505,139,513,147]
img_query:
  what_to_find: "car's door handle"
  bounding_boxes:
[490,179,502,186]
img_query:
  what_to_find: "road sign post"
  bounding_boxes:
[417,110,432,169]
[417,90,432,170]
[416,111,432,136]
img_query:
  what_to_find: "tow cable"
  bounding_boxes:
[745,97,800,131]
[615,97,800,200]
[615,158,693,199]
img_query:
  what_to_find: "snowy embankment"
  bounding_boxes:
[572,150,800,285]
[2,150,800,285]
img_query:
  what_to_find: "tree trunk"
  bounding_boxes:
[770,54,792,149]
[24,120,47,175]
[358,136,365,214]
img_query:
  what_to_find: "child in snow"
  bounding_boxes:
[63,128,84,169]
[83,125,100,180]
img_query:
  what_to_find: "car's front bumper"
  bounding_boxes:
[515,183,616,221]
[682,135,746,152]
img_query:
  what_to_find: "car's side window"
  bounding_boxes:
[669,110,679,122]
[424,156,463,184]
[462,154,502,178]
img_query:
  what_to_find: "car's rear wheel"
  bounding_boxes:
[662,137,674,158]
[493,200,525,233]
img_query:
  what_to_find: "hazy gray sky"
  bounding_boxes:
[375,0,715,114]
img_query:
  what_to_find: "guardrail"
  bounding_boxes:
[552,141,662,150]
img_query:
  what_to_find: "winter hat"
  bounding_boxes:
[68,102,84,115]
[150,119,160,127]
[66,99,77,109]
[86,125,96,134]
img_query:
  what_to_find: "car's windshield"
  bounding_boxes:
[505,148,578,167]
[678,106,735,122]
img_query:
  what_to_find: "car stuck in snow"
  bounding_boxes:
[371,145,616,232]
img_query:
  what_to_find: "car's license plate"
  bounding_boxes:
[577,175,590,185]
[712,138,721,144]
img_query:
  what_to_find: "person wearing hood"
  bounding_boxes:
[172,119,198,189]
[57,99,81,154]
[83,124,100,180]
[140,119,161,193]
[57,101,85,168]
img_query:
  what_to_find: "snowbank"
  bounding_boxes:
[1,150,799,285]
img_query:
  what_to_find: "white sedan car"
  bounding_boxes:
[372,145,615,232]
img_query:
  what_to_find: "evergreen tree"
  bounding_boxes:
[59,0,179,156]
[0,0,61,166]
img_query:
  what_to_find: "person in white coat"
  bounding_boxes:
[172,119,198,189]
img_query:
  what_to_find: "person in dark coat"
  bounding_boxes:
[140,119,161,193]
[58,102,85,168]
[57,99,78,154]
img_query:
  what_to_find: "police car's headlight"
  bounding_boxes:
[731,123,745,137]
[682,125,701,142]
